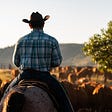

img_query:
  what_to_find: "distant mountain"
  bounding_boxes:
[0,46,14,68]
[60,43,94,66]
[0,44,95,68]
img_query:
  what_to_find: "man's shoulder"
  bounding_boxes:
[17,33,31,42]
[43,33,58,43]
[17,32,59,45]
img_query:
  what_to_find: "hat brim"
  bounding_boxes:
[22,19,30,23]
[22,15,50,23]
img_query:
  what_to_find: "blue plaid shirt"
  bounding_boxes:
[13,29,62,72]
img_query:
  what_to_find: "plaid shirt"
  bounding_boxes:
[13,29,62,71]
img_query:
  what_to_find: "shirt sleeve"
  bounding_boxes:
[12,42,20,67]
[51,40,63,67]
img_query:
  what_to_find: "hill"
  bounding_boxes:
[0,44,95,68]
[60,43,94,66]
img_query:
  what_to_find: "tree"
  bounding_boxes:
[83,21,112,82]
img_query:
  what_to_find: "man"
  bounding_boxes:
[2,12,74,112]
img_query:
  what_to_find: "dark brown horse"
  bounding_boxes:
[0,80,58,112]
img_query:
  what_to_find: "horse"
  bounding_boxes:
[0,79,58,112]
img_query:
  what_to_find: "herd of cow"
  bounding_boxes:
[0,66,112,112]
[51,66,112,111]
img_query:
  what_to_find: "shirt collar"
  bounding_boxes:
[32,29,44,33]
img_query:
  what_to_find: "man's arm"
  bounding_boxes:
[12,43,20,67]
[51,41,63,67]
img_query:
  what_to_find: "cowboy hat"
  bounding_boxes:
[22,12,50,23]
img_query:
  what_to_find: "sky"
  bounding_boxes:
[0,0,112,48]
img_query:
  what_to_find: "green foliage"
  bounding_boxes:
[83,21,112,72]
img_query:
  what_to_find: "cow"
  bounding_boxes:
[61,80,88,111]
[11,69,20,78]
[92,84,112,111]
[67,73,77,84]
[75,66,97,80]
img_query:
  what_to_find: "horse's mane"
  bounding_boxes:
[2,90,25,112]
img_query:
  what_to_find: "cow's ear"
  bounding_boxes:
[44,15,50,21]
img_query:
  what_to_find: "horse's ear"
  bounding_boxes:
[44,15,50,21]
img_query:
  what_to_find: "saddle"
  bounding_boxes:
[18,79,59,110]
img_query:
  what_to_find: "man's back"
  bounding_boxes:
[13,29,62,71]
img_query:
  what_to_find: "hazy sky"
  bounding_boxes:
[0,0,112,48]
